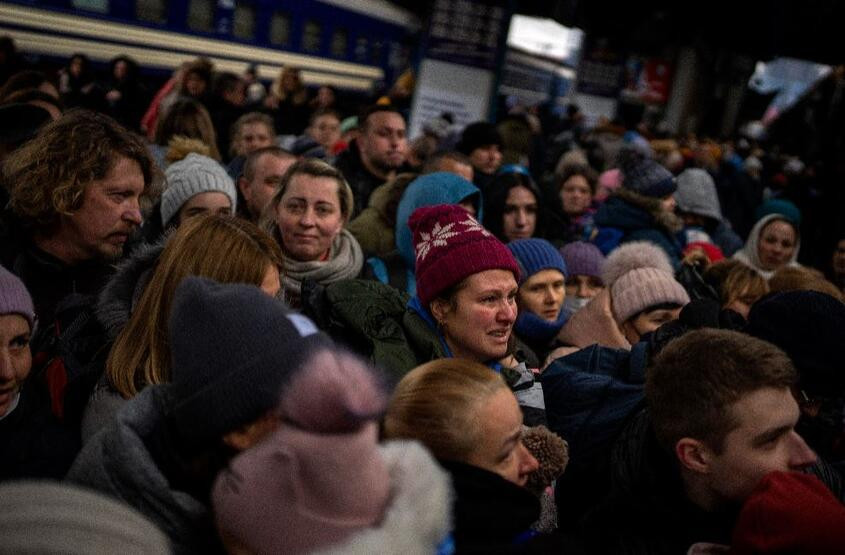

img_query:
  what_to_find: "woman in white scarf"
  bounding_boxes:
[262,159,364,307]
[733,213,801,280]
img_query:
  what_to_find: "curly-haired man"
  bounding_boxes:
[1,108,155,323]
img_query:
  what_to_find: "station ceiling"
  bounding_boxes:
[392,1,842,65]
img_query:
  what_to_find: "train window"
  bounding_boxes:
[269,11,290,46]
[370,40,383,65]
[302,20,321,53]
[71,0,109,13]
[187,0,214,33]
[136,0,167,24]
[330,27,348,58]
[233,3,255,39]
[354,36,368,63]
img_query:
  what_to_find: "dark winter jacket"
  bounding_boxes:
[0,214,114,332]
[0,214,116,452]
[542,342,648,466]
[81,241,165,443]
[710,219,743,257]
[441,460,586,554]
[581,409,845,554]
[541,342,648,526]
[593,195,683,268]
[580,410,738,554]
[333,141,390,219]
[67,385,221,554]
[0,382,78,480]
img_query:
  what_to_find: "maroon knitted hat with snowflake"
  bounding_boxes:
[409,204,520,306]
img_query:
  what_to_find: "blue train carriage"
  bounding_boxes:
[0,0,419,92]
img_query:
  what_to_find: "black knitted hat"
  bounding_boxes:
[457,121,502,155]
[166,277,332,443]
[746,290,845,397]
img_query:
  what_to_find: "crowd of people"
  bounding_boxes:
[2,40,845,554]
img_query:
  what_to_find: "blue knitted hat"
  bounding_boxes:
[508,238,567,285]
[618,148,676,198]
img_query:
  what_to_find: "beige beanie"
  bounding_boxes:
[611,267,690,323]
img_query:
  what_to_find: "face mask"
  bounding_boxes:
[563,295,590,315]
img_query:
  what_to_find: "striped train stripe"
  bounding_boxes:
[0,3,383,90]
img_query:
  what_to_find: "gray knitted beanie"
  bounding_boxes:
[160,153,237,226]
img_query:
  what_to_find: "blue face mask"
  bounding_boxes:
[562,295,590,316]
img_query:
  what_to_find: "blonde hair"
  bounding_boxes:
[106,215,283,398]
[383,359,507,462]
[260,158,355,239]
[706,260,769,308]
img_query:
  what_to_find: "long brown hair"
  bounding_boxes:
[154,98,221,161]
[106,215,283,398]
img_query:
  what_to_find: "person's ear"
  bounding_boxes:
[675,437,712,474]
[237,176,250,200]
[429,298,448,324]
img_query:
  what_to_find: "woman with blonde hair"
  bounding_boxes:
[385,359,577,553]
[704,259,769,319]
[261,158,363,307]
[81,214,282,441]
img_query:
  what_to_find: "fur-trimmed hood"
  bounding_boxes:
[95,240,165,340]
[316,441,453,555]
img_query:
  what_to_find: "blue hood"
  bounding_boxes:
[394,172,482,269]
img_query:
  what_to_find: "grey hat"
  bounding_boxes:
[160,153,237,226]
[674,168,722,221]
[0,480,170,554]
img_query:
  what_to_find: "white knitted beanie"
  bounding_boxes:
[161,153,237,225]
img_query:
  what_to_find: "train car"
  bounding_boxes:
[0,0,419,92]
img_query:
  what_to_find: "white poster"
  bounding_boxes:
[408,59,495,139]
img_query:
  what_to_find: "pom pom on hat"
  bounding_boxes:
[602,241,673,286]
[410,204,519,306]
[213,351,391,554]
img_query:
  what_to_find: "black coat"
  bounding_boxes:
[0,383,78,480]
[441,460,585,554]
[333,140,389,219]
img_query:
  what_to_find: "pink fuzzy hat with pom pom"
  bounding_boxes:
[212,350,391,555]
